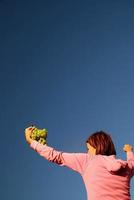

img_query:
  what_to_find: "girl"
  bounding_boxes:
[25,126,134,200]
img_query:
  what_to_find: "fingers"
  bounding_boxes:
[25,126,36,141]
[25,125,35,131]
[24,126,36,145]
[25,126,35,134]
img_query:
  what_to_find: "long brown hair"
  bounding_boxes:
[86,130,116,156]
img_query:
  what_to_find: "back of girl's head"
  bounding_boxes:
[86,130,116,156]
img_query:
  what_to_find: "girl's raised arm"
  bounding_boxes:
[30,140,89,175]
[25,126,90,175]
[123,144,134,175]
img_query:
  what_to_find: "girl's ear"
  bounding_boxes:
[87,143,96,155]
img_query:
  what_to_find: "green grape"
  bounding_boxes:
[39,129,47,138]
[38,138,46,145]
[30,126,48,145]
[31,129,37,140]
[31,132,37,140]
[36,131,40,139]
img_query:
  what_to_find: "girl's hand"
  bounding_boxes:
[25,126,35,145]
[123,144,133,152]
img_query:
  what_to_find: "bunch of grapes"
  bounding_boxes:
[30,127,48,145]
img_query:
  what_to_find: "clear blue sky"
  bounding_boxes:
[1,0,134,199]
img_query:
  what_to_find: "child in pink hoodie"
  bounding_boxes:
[25,127,134,200]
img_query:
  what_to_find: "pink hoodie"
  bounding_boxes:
[30,141,134,200]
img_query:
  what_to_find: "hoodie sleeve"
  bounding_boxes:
[126,151,134,175]
[30,140,89,175]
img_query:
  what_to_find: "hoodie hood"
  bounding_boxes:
[103,155,128,173]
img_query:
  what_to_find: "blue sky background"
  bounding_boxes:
[1,0,134,199]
